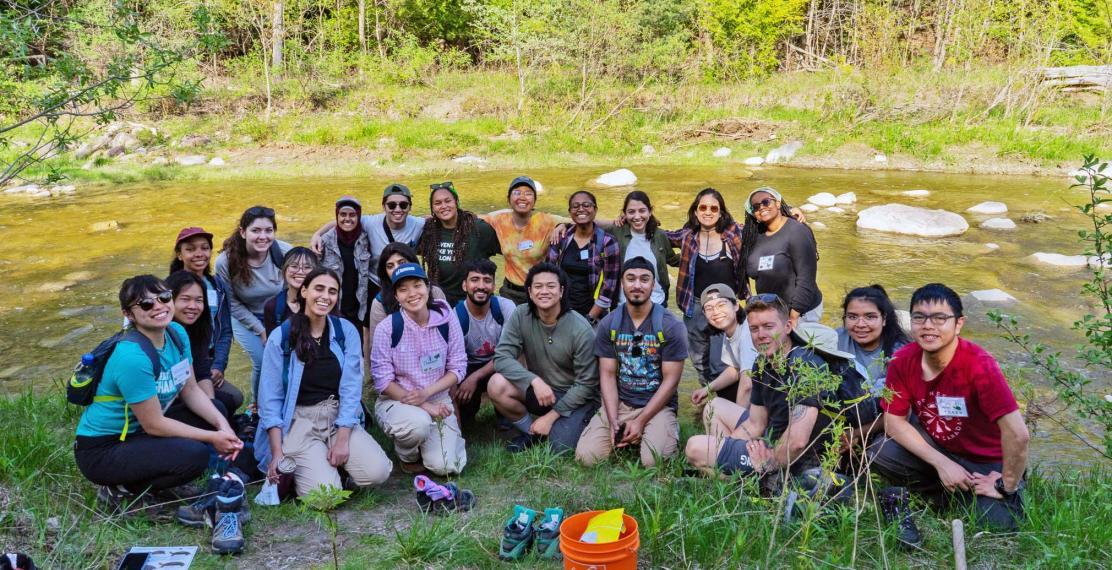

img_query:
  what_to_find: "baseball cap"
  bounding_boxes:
[383,183,412,199]
[792,321,856,361]
[507,175,537,193]
[175,227,213,246]
[700,284,738,307]
[390,262,428,285]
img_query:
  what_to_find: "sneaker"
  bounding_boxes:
[178,476,251,529]
[414,476,476,514]
[499,505,536,561]
[505,433,541,454]
[784,468,854,524]
[879,486,922,549]
[212,480,246,555]
[495,412,513,432]
[534,507,564,560]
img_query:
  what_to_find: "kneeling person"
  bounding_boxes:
[451,259,516,432]
[576,257,688,467]
[489,263,600,454]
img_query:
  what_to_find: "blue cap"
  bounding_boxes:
[390,262,428,285]
[508,175,537,193]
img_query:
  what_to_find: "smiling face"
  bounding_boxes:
[395,277,430,315]
[383,195,411,226]
[749,191,781,225]
[431,188,458,225]
[462,271,494,306]
[748,307,792,358]
[301,274,339,318]
[844,298,885,351]
[337,206,359,232]
[177,236,212,275]
[284,255,315,290]
[568,192,597,226]
[509,185,536,214]
[695,194,722,229]
[910,299,964,354]
[126,289,175,330]
[239,218,275,255]
[622,268,654,306]
[703,296,739,333]
[384,253,410,280]
[173,283,205,326]
[624,198,651,233]
[528,271,562,312]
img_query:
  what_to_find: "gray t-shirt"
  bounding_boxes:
[836,327,906,394]
[363,213,426,285]
[462,297,517,367]
[594,305,689,409]
[745,218,821,315]
[214,240,292,335]
[620,232,666,305]
[721,318,758,374]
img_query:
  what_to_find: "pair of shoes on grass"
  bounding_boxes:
[499,505,564,561]
[414,475,476,514]
[174,472,249,555]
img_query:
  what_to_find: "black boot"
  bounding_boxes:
[879,486,922,549]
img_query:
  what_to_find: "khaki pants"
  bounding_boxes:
[576,402,679,467]
[374,398,467,476]
[283,398,392,497]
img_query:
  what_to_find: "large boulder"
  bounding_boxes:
[1029,252,1110,268]
[106,132,139,157]
[800,203,819,213]
[74,135,110,159]
[765,141,803,163]
[178,134,211,148]
[835,192,857,204]
[807,192,837,207]
[856,204,969,237]
[980,218,1016,230]
[967,201,1008,215]
[902,189,931,197]
[594,168,637,187]
[744,156,765,166]
[713,147,732,158]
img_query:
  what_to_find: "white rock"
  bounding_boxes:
[856,204,969,237]
[49,185,76,196]
[766,141,803,163]
[595,168,637,187]
[811,221,828,230]
[967,201,1008,215]
[970,289,1017,303]
[208,157,226,166]
[3,184,40,195]
[452,155,486,165]
[176,154,207,166]
[980,218,1016,230]
[713,147,732,158]
[1029,252,1110,268]
[874,153,888,163]
[641,145,656,156]
[29,190,51,198]
[985,243,1000,250]
[902,189,930,197]
[800,203,819,213]
[74,135,110,159]
[826,207,846,214]
[534,180,546,195]
[834,192,857,204]
[743,156,765,166]
[807,192,837,207]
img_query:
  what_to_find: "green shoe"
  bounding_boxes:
[498,505,536,561]
[534,507,565,560]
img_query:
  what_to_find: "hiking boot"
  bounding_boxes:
[414,476,476,514]
[499,505,536,561]
[879,486,922,549]
[534,507,564,560]
[211,479,246,555]
[505,433,541,454]
[178,476,251,528]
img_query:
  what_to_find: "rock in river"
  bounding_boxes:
[594,169,637,187]
[967,201,1008,215]
[969,289,1017,303]
[807,192,837,207]
[856,204,969,237]
[980,218,1016,230]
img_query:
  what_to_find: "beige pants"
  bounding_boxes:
[374,398,467,476]
[576,402,679,467]
[282,398,392,497]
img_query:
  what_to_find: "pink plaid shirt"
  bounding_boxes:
[371,300,466,402]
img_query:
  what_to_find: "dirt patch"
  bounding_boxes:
[668,118,777,144]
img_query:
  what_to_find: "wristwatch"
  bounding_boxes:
[994,477,1024,497]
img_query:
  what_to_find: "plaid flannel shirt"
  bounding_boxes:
[666,222,748,317]
[546,226,621,311]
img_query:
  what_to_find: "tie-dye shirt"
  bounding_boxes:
[481,210,570,286]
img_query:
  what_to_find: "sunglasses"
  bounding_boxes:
[385,200,410,211]
[430,181,455,192]
[746,293,786,308]
[131,290,174,311]
[750,197,777,211]
[697,204,720,213]
[631,332,644,358]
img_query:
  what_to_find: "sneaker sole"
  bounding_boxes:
[212,544,245,556]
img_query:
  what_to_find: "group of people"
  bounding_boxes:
[71,175,1029,554]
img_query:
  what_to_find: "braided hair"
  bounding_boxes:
[739,192,816,287]
[416,188,476,285]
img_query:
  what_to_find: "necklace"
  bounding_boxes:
[311,334,323,346]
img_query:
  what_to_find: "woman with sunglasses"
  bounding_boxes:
[318,195,372,339]
[415,182,501,305]
[74,275,242,511]
[545,190,619,324]
[216,206,292,401]
[837,284,910,392]
[263,247,322,335]
[740,186,822,324]
[169,226,243,414]
[366,243,448,354]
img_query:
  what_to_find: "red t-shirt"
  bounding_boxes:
[883,338,1019,463]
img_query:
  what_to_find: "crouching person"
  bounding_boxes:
[576,257,688,467]
[371,263,468,475]
[867,283,1028,547]
[256,269,392,499]
[489,263,600,454]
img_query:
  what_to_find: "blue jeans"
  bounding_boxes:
[232,313,266,401]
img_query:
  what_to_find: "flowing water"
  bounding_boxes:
[0,165,1103,465]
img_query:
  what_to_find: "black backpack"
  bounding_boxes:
[67,327,185,406]
[816,354,880,429]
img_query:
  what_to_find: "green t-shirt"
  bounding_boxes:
[430,218,501,305]
[75,323,193,438]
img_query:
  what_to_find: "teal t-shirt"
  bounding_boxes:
[75,323,193,438]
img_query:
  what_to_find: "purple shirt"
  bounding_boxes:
[371,300,466,402]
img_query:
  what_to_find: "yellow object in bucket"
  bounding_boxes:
[579,508,625,544]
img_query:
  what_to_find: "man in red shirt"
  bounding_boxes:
[868,283,1029,547]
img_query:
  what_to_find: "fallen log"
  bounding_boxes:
[1040,65,1112,92]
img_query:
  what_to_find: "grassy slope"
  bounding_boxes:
[1,388,1108,569]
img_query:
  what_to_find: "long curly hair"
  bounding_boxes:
[220,206,277,287]
[416,188,476,285]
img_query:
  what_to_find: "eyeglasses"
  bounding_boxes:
[910,313,957,326]
[385,200,410,211]
[630,332,644,358]
[845,313,882,324]
[430,181,456,193]
[703,299,734,315]
[750,197,777,211]
[511,188,535,199]
[697,204,720,213]
[288,263,315,274]
[131,290,173,311]
[569,202,596,211]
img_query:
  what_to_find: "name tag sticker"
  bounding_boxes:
[518,240,533,252]
[420,352,444,373]
[936,396,968,418]
[758,255,775,271]
[579,249,590,260]
[170,360,192,384]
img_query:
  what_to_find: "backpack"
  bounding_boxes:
[814,354,880,429]
[268,241,284,269]
[608,302,667,347]
[278,315,347,390]
[67,326,185,406]
[274,289,289,326]
[390,310,449,348]
[454,297,504,336]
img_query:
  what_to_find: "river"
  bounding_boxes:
[0,165,1103,465]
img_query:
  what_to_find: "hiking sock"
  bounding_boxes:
[512,414,534,434]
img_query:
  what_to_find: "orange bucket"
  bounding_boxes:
[559,510,640,570]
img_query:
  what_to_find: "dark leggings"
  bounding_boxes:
[74,398,226,494]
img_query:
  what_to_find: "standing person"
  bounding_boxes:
[488,263,600,454]
[545,190,619,324]
[169,226,242,414]
[575,257,688,468]
[262,248,321,335]
[741,187,822,324]
[311,183,426,301]
[215,206,292,400]
[837,284,911,393]
[481,176,569,305]
[664,188,747,388]
[608,191,678,307]
[690,284,757,408]
[450,259,516,432]
[166,271,242,421]
[319,196,373,340]
[415,181,502,305]
[256,269,392,498]
[365,243,448,354]
[371,263,468,475]
[868,283,1028,545]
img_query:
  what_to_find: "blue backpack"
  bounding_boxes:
[389,310,449,348]
[67,327,185,406]
[453,297,505,336]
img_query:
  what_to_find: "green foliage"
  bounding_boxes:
[301,485,352,569]
[696,0,809,78]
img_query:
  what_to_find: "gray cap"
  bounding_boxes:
[383,183,412,199]
[700,284,738,307]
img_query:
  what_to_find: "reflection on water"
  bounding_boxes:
[0,165,1103,465]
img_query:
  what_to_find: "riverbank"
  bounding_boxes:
[1,388,1108,568]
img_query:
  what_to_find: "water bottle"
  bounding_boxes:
[71,353,95,387]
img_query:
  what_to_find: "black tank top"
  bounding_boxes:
[693,251,735,297]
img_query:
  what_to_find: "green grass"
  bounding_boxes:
[2,386,1110,569]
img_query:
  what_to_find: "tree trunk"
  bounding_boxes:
[358,0,367,55]
[375,0,386,59]
[271,1,284,73]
